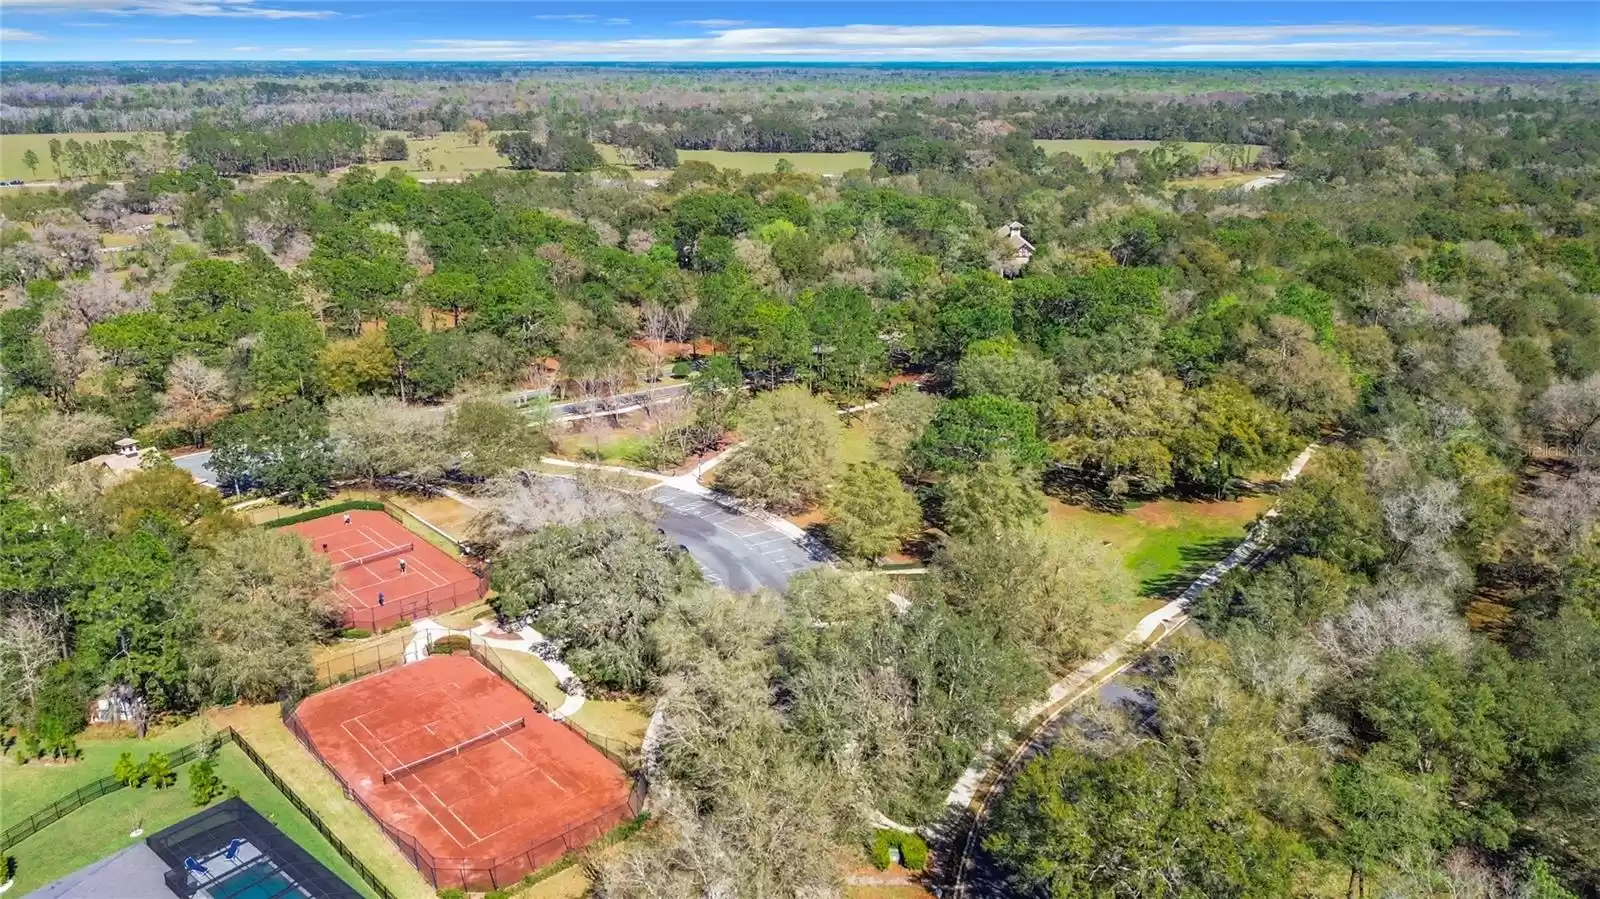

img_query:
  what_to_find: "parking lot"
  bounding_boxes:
[651,486,823,592]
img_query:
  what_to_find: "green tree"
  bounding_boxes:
[102,457,244,546]
[491,513,700,692]
[249,311,326,406]
[447,397,550,479]
[931,271,1013,361]
[716,387,843,513]
[22,149,39,177]
[1049,369,1188,497]
[208,400,334,500]
[910,394,1048,476]
[823,464,922,561]
[187,752,223,806]
[866,387,940,473]
[940,451,1045,538]
[190,529,339,702]
[953,337,1058,407]
[71,531,193,714]
[1272,447,1387,573]
[321,332,396,397]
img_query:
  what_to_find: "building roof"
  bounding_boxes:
[996,221,1035,253]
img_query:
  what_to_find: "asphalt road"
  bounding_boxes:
[651,486,823,592]
[169,449,218,487]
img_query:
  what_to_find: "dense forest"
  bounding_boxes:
[1,64,1597,898]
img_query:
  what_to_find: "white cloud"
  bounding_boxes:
[134,36,196,43]
[604,17,629,26]
[677,19,751,28]
[1,0,335,19]
[1,28,48,40]
[402,21,1581,62]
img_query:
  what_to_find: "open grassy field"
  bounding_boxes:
[1035,138,1264,165]
[4,742,380,899]
[1045,492,1271,632]
[1169,169,1284,191]
[0,131,152,181]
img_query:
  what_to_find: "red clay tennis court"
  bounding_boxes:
[287,655,636,890]
[291,510,484,630]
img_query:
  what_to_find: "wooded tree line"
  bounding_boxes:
[0,68,1596,897]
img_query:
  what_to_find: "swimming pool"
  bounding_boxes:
[204,862,310,899]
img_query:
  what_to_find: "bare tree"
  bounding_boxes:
[326,395,450,486]
[42,224,100,276]
[471,470,653,551]
[156,357,233,446]
[0,612,62,727]
[1533,374,1600,456]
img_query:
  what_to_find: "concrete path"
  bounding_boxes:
[407,616,586,719]
[943,443,1319,893]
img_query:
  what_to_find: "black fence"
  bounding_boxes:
[0,733,226,851]
[227,729,397,899]
[466,640,641,773]
[312,637,413,688]
[0,729,397,899]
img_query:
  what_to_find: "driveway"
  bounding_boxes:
[651,486,823,592]
[168,449,218,487]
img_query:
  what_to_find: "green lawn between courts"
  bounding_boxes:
[489,651,653,751]
[1,130,1260,182]
[3,743,379,899]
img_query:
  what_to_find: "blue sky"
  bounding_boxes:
[2,1,1596,62]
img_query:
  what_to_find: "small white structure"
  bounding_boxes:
[995,220,1034,276]
[84,437,144,478]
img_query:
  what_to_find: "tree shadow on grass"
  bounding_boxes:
[1138,536,1243,599]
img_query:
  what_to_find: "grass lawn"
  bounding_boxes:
[836,419,879,467]
[1169,169,1283,191]
[434,598,494,630]
[1045,493,1271,633]
[4,743,380,899]
[211,705,435,899]
[0,131,154,181]
[1,715,219,825]
[311,630,413,684]
[490,651,652,751]
[1034,138,1264,165]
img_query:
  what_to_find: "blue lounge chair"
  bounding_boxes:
[224,839,244,861]
[184,857,209,877]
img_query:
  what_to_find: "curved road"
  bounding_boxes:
[651,486,823,591]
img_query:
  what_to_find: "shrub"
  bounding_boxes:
[869,830,895,870]
[341,628,372,640]
[188,755,223,806]
[113,751,146,786]
[671,361,691,378]
[264,500,386,529]
[436,889,466,899]
[386,618,413,633]
[484,890,509,899]
[143,752,175,789]
[430,635,471,655]
[1,854,16,884]
[898,832,929,870]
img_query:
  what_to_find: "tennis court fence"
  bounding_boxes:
[280,697,646,891]
[341,574,489,633]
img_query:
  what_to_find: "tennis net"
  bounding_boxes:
[336,542,414,572]
[382,718,525,783]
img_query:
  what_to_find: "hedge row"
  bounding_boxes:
[869,829,928,871]
[262,500,386,529]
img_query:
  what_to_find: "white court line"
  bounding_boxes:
[404,554,451,589]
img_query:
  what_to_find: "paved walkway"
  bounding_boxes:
[943,443,1319,893]
[406,616,587,719]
